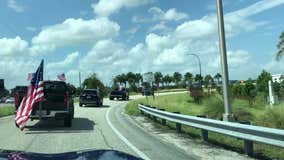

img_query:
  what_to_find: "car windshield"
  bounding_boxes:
[83,90,97,95]
[1,1,284,160]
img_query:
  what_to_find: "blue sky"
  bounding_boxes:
[1,0,284,89]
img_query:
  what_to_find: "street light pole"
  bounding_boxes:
[216,0,233,121]
[187,53,202,84]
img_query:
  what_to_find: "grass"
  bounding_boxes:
[125,93,284,160]
[0,106,15,117]
[129,88,187,95]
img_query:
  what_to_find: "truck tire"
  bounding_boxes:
[109,97,114,100]
[64,115,72,127]
[79,103,82,107]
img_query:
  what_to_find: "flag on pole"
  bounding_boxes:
[27,73,34,81]
[15,60,44,130]
[57,73,66,81]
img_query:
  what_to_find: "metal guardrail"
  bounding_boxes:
[138,104,284,156]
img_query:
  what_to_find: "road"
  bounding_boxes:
[0,93,196,160]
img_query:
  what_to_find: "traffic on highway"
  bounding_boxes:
[1,0,284,160]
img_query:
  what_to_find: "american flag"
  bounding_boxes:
[15,60,44,130]
[57,73,66,81]
[27,73,34,81]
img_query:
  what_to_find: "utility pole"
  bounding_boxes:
[216,0,233,121]
[79,72,82,91]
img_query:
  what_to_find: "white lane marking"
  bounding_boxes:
[106,105,151,160]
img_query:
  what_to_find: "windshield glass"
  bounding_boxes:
[1,0,284,160]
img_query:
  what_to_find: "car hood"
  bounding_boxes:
[0,149,142,160]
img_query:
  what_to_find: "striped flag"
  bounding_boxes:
[15,60,44,130]
[27,73,34,81]
[57,73,66,81]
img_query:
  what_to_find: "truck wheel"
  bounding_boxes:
[79,103,82,107]
[109,97,114,100]
[64,115,72,127]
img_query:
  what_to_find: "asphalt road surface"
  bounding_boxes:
[0,92,195,160]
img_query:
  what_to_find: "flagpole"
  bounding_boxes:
[39,60,44,121]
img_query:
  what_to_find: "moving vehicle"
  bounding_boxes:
[5,97,14,104]
[14,86,28,110]
[0,149,142,160]
[79,89,103,107]
[29,81,74,127]
[109,88,129,100]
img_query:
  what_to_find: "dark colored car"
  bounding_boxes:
[29,81,74,127]
[14,86,28,110]
[79,89,103,107]
[109,88,129,100]
[0,149,142,160]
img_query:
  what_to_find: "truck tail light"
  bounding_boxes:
[15,92,19,107]
[64,93,68,107]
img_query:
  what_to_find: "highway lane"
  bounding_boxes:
[0,93,195,160]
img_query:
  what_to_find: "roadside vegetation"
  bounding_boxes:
[125,69,284,159]
[0,106,15,117]
[125,93,284,159]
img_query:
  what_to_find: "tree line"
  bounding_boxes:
[112,72,223,91]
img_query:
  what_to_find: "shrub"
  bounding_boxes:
[203,95,224,120]
[256,105,284,129]
[233,108,253,122]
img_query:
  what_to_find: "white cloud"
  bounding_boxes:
[0,36,28,56]
[93,0,153,17]
[7,0,24,12]
[47,52,79,70]
[148,7,188,21]
[148,22,172,34]
[145,33,173,52]
[126,26,140,34]
[0,58,38,88]
[79,40,125,70]
[153,44,187,65]
[31,18,120,55]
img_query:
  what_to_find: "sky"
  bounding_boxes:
[1,0,284,89]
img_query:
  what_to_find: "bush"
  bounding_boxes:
[203,95,224,120]
[256,105,284,129]
[233,108,253,122]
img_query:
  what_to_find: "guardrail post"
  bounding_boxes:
[152,107,157,122]
[158,109,166,125]
[240,121,254,157]
[173,112,182,133]
[197,115,208,141]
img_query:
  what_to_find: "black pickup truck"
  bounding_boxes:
[14,86,28,110]
[29,81,74,127]
[109,88,129,100]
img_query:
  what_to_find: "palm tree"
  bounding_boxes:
[276,31,284,61]
[214,73,222,85]
[204,74,213,87]
[154,72,163,89]
[184,72,193,85]
[163,74,171,87]
[173,72,182,87]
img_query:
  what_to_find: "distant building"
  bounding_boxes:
[272,74,283,83]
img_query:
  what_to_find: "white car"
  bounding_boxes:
[5,97,15,104]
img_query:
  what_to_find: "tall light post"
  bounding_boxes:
[187,53,202,85]
[216,0,233,121]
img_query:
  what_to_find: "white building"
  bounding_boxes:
[272,74,283,83]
